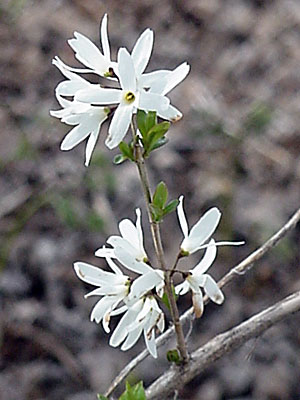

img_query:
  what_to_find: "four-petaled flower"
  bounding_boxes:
[109,295,164,358]
[177,195,244,255]
[175,239,224,318]
[95,208,148,262]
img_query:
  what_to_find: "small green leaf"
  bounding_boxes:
[113,154,128,164]
[150,203,164,222]
[119,381,146,400]
[152,181,168,209]
[163,199,179,216]
[148,136,168,152]
[136,110,148,138]
[119,141,134,161]
[166,349,181,364]
[144,122,170,156]
[145,111,157,133]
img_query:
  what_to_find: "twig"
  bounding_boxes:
[145,290,300,399]
[104,205,300,397]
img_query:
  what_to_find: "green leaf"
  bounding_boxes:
[119,381,146,400]
[148,136,168,152]
[136,110,147,138]
[144,122,170,156]
[119,141,134,161]
[166,349,181,365]
[97,395,109,400]
[162,199,179,216]
[149,203,164,222]
[113,154,128,164]
[152,181,168,209]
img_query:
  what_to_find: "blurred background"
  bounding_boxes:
[1,0,300,399]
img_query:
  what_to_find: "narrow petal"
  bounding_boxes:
[73,262,124,286]
[68,32,108,75]
[157,104,182,122]
[90,296,115,323]
[95,247,115,258]
[193,239,217,275]
[160,62,190,96]
[144,326,157,358]
[202,275,224,305]
[192,292,204,318]
[177,195,189,239]
[119,219,140,249]
[100,14,110,60]
[139,70,170,89]
[139,91,170,114]
[85,130,99,166]
[60,124,91,151]
[107,236,139,259]
[114,247,153,275]
[76,87,121,104]
[56,80,89,97]
[106,257,123,275]
[106,103,133,149]
[129,271,164,300]
[131,28,154,76]
[121,325,144,351]
[182,207,221,253]
[136,209,147,259]
[175,280,190,296]
[109,300,143,347]
[118,48,136,91]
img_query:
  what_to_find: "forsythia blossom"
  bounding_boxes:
[177,195,244,255]
[51,14,190,165]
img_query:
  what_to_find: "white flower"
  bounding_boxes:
[50,57,109,166]
[67,14,117,77]
[177,195,244,255]
[95,208,148,262]
[73,258,130,332]
[175,239,224,318]
[109,295,164,358]
[76,47,170,149]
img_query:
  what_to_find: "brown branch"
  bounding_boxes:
[146,290,300,399]
[104,206,300,397]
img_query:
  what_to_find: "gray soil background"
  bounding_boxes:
[1,0,300,399]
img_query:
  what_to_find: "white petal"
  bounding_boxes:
[182,207,221,254]
[118,48,136,91]
[192,292,204,318]
[144,325,157,358]
[121,325,144,351]
[85,285,126,297]
[106,257,123,275]
[157,104,182,122]
[106,103,133,149]
[95,247,115,258]
[129,271,164,300]
[55,80,89,97]
[177,195,189,239]
[160,62,190,96]
[175,280,190,296]
[131,28,153,76]
[73,262,124,286]
[193,239,217,275]
[109,299,143,347]
[139,91,170,114]
[114,247,153,275]
[119,218,140,249]
[139,70,170,89]
[76,87,121,104]
[85,130,99,166]
[68,32,109,75]
[90,296,115,323]
[60,124,91,151]
[100,14,110,60]
[135,209,146,258]
[203,275,224,305]
[107,236,140,259]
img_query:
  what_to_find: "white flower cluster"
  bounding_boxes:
[51,14,190,166]
[74,199,243,357]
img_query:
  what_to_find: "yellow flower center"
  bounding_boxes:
[124,91,135,104]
